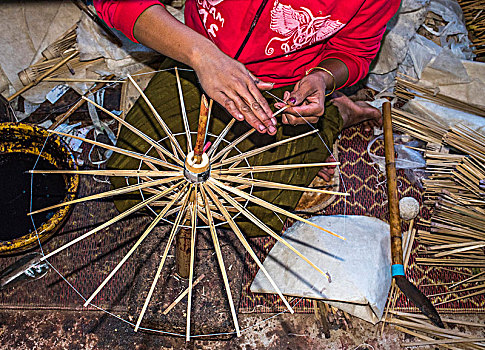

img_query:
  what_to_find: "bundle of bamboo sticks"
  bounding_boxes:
[388,311,485,349]
[391,108,447,145]
[395,76,485,118]
[456,0,485,60]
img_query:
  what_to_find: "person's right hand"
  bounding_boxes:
[130,4,276,134]
[194,49,277,135]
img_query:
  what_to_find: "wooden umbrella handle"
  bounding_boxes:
[383,102,404,275]
[193,94,212,163]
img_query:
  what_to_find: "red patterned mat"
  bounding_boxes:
[239,126,485,314]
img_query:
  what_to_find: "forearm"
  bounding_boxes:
[133,5,220,72]
[306,58,349,92]
[318,59,349,90]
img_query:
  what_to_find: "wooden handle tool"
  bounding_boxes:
[383,101,444,328]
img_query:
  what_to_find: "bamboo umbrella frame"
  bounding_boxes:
[30,68,349,340]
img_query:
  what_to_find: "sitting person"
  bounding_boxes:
[93,0,399,235]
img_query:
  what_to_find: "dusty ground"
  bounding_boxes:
[0,308,408,350]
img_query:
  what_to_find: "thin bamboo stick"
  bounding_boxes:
[429,283,485,298]
[209,178,344,240]
[185,188,198,341]
[162,274,205,315]
[83,184,188,307]
[390,311,485,328]
[40,181,183,262]
[49,75,115,131]
[450,270,485,289]
[199,186,240,336]
[212,129,318,169]
[81,96,183,166]
[134,186,192,332]
[394,326,460,350]
[203,184,294,313]
[212,174,348,196]
[210,105,288,162]
[44,78,124,83]
[215,162,340,175]
[28,175,182,215]
[28,169,180,177]
[434,288,485,306]
[48,129,181,171]
[209,182,328,278]
[211,128,255,164]
[403,337,485,347]
[174,67,192,153]
[127,74,184,159]
[207,119,235,158]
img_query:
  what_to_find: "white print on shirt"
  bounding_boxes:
[197,0,225,37]
[265,0,345,56]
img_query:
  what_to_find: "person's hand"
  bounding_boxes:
[274,70,329,125]
[194,50,277,135]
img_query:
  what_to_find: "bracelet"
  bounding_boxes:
[305,66,336,96]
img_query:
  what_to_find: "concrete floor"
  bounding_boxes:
[0,309,409,349]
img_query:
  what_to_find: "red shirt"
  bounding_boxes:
[94,0,400,88]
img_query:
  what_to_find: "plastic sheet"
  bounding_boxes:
[367,134,426,186]
[251,215,392,324]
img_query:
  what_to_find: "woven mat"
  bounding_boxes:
[239,126,485,314]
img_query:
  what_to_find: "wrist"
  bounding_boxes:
[189,40,221,72]
[306,67,336,96]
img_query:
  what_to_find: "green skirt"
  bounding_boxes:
[108,62,343,236]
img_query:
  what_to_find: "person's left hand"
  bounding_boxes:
[274,71,328,125]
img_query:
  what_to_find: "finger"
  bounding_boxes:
[287,81,317,106]
[229,92,264,131]
[248,71,274,91]
[244,82,277,134]
[229,91,277,134]
[283,103,324,118]
[317,168,332,182]
[220,93,245,121]
[283,113,318,125]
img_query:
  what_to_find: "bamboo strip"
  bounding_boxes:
[48,129,181,171]
[429,283,485,298]
[174,67,192,153]
[82,96,183,166]
[28,175,181,215]
[83,184,188,307]
[209,182,327,278]
[203,184,294,313]
[40,181,183,262]
[209,178,344,240]
[162,274,205,315]
[434,288,485,306]
[212,174,348,196]
[186,188,198,341]
[199,187,240,336]
[207,119,235,158]
[390,311,485,328]
[394,326,460,350]
[450,271,485,289]
[211,128,255,164]
[127,74,184,159]
[215,162,340,175]
[29,169,181,177]
[403,337,485,347]
[134,186,192,332]
[212,129,318,169]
